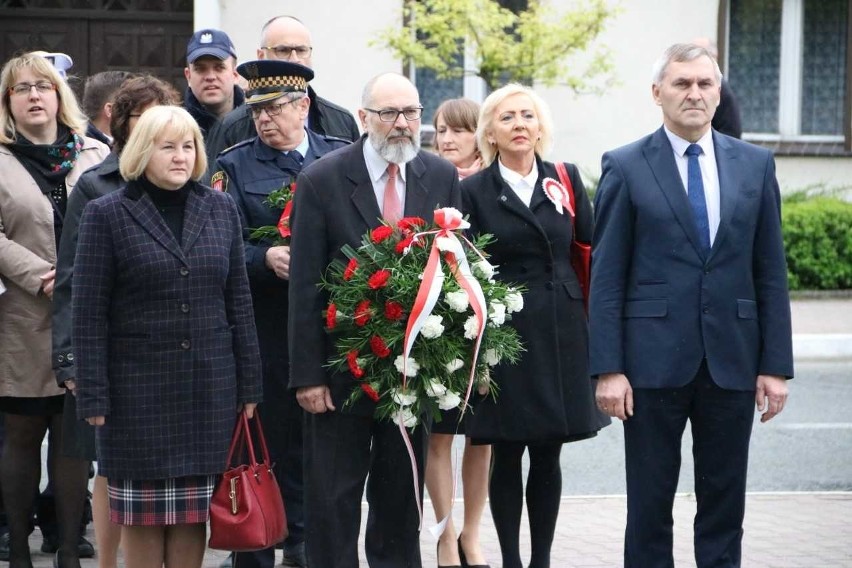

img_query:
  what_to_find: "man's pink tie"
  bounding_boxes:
[382,163,401,223]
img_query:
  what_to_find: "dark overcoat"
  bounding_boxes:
[461,157,609,443]
[53,151,123,386]
[288,136,462,415]
[72,180,262,480]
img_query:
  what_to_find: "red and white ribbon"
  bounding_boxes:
[542,177,574,216]
[397,207,489,528]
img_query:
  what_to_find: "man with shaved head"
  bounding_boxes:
[288,73,461,567]
[205,15,359,167]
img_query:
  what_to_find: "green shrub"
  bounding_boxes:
[782,198,852,290]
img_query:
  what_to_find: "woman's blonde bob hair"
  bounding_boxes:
[0,52,88,144]
[119,106,208,183]
[476,83,553,167]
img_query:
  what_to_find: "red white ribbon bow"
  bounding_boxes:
[542,177,574,216]
[398,207,489,528]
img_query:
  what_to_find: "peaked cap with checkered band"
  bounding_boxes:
[236,60,314,105]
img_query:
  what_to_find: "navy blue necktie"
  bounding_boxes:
[685,143,710,252]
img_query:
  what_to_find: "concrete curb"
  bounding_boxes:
[793,333,852,360]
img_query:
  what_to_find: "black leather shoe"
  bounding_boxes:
[281,541,307,567]
[437,540,461,568]
[457,534,490,568]
[77,535,95,558]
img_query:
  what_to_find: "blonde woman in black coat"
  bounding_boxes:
[461,84,609,568]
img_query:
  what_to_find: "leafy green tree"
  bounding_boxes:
[375,0,617,92]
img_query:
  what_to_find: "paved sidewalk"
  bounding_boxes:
[22,298,850,567]
[791,298,852,360]
[24,492,852,567]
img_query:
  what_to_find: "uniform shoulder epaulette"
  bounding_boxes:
[219,138,255,156]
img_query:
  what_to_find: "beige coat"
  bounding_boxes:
[0,137,109,398]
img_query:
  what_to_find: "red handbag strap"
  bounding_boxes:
[225,411,246,467]
[249,411,273,467]
[224,410,271,468]
[555,162,577,238]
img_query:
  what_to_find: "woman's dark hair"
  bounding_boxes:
[110,75,181,153]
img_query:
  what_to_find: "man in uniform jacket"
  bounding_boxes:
[211,59,348,568]
[204,16,359,169]
[288,73,460,568]
[590,43,793,568]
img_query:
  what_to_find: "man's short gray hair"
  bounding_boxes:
[651,43,723,85]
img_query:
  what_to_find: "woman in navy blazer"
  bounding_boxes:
[461,84,609,568]
[72,106,262,568]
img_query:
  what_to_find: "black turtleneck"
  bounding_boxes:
[139,176,191,244]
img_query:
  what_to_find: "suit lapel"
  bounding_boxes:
[181,185,211,254]
[708,131,738,260]
[642,128,706,260]
[404,152,430,218]
[121,186,186,263]
[347,139,383,228]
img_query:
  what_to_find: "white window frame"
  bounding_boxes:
[728,0,845,143]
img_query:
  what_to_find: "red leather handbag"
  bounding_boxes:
[208,411,287,551]
[555,162,592,313]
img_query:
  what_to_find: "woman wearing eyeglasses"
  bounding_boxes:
[0,52,109,568]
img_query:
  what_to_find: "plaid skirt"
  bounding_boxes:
[107,475,217,526]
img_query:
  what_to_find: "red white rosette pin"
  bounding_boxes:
[542,177,574,216]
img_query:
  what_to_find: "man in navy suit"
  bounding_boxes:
[590,43,794,568]
[288,73,460,567]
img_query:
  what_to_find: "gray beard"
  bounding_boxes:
[369,130,420,164]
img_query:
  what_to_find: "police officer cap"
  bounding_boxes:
[237,60,315,105]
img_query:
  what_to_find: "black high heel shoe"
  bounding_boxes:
[437,540,462,568]
[458,534,491,568]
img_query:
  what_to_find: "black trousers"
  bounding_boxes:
[303,410,427,568]
[624,361,755,568]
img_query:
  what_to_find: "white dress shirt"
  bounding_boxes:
[664,126,721,246]
[498,158,539,208]
[363,139,407,216]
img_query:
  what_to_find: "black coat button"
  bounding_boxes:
[702,307,709,314]
[180,339,191,349]
[180,303,190,313]
[545,282,554,290]
[180,267,189,276]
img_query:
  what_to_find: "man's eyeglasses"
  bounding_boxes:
[249,96,303,119]
[9,81,56,96]
[261,45,313,59]
[364,107,423,123]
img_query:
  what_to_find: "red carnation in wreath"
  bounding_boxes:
[325,303,337,330]
[354,300,372,327]
[369,335,391,358]
[367,269,391,290]
[360,383,380,402]
[343,258,358,281]
[346,350,364,378]
[384,300,404,321]
[371,225,394,243]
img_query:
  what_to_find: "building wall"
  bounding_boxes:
[197,0,850,191]
[541,0,719,183]
[198,0,400,130]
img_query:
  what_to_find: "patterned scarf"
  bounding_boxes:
[7,125,83,194]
